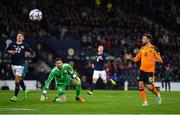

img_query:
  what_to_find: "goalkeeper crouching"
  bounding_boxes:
[40,57,86,103]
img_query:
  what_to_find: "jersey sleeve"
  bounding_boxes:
[153,48,163,63]
[44,69,56,90]
[134,49,141,62]
[25,44,35,56]
[4,42,13,53]
[65,64,76,76]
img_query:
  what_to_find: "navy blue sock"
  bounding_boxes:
[90,83,96,92]
[14,82,20,97]
[20,80,26,91]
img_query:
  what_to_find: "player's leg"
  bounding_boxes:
[109,79,116,85]
[101,70,116,86]
[10,65,23,102]
[10,75,21,102]
[19,79,26,91]
[100,70,108,89]
[54,86,67,103]
[72,78,86,102]
[19,79,29,100]
[146,73,161,104]
[147,84,161,104]
[53,95,67,103]
[88,70,99,95]
[19,68,29,100]
[138,71,148,106]
[139,81,148,106]
[19,66,29,100]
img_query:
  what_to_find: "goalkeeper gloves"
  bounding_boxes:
[73,75,80,81]
[40,90,48,101]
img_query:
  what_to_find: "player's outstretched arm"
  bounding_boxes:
[4,43,15,55]
[8,50,16,55]
[125,50,141,62]
[40,70,55,101]
[125,53,134,61]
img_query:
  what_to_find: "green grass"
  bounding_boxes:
[0,90,180,114]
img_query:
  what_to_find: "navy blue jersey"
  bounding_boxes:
[94,52,108,71]
[4,41,34,65]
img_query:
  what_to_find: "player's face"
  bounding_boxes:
[16,34,24,42]
[141,36,149,45]
[98,46,104,52]
[56,60,63,68]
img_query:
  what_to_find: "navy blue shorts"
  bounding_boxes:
[138,70,154,84]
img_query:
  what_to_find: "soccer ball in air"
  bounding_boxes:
[29,9,43,21]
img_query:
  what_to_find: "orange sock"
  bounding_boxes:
[150,87,159,96]
[139,89,147,103]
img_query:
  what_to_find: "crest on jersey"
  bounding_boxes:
[21,45,24,49]
[142,50,144,53]
[64,70,68,73]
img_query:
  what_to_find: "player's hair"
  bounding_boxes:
[98,44,104,47]
[55,57,62,62]
[143,33,152,41]
[17,30,25,37]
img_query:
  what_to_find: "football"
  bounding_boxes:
[29,9,43,21]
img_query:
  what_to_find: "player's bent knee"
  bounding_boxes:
[146,84,153,90]
[15,76,21,83]
[72,80,78,85]
[73,79,81,86]
[92,78,98,83]
[60,95,67,102]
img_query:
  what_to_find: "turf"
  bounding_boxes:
[0,90,180,114]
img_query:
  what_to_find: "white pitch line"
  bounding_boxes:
[0,108,37,111]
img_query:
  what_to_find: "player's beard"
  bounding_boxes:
[142,41,148,46]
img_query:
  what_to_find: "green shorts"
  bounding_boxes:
[56,78,73,96]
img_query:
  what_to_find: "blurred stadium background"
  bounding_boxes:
[0,0,179,91]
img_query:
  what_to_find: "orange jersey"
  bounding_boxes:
[134,44,163,72]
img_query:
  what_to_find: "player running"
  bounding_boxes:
[4,31,35,102]
[88,45,116,95]
[40,57,86,103]
[125,33,163,106]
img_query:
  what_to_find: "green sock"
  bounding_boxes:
[76,81,81,97]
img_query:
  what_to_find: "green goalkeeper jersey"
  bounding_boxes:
[44,63,75,90]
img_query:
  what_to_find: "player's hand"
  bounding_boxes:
[91,63,95,69]
[125,54,131,59]
[8,50,16,55]
[98,56,103,60]
[40,90,48,101]
[73,75,80,81]
[25,51,31,57]
[150,58,163,63]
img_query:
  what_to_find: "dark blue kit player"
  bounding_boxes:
[88,45,116,95]
[4,31,35,102]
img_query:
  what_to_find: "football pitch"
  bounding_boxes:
[0,90,180,114]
